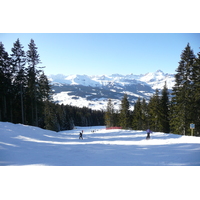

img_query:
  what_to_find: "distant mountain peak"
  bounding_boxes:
[156,69,164,73]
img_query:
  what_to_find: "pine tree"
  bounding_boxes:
[191,49,200,134]
[0,42,12,121]
[44,101,59,131]
[38,71,52,102]
[148,89,162,132]
[105,98,114,128]
[26,39,41,126]
[160,82,170,133]
[132,97,142,130]
[119,94,130,129]
[170,43,196,135]
[141,98,148,130]
[113,110,120,127]
[132,97,148,130]
[11,39,26,124]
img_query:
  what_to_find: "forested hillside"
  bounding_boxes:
[0,39,105,131]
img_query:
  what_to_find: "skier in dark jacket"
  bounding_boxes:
[146,129,152,139]
[79,131,83,139]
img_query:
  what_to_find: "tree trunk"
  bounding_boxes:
[3,96,7,121]
[20,83,24,124]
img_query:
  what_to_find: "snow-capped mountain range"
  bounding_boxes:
[48,70,175,110]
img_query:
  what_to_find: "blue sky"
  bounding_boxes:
[0,33,199,76]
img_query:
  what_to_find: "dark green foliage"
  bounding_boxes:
[148,89,162,132]
[105,99,115,128]
[44,103,105,132]
[119,94,130,129]
[170,43,198,135]
[44,101,60,131]
[132,97,142,130]
[104,87,170,132]
[132,97,148,130]
[0,42,12,122]
[160,82,170,133]
[11,38,26,124]
[26,39,41,126]
[192,51,200,134]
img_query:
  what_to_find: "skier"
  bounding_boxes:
[79,130,83,139]
[146,128,152,139]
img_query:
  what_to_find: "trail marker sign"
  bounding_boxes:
[190,123,195,129]
[190,123,195,136]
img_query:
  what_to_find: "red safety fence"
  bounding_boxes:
[106,127,122,130]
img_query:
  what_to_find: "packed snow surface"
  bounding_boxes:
[1,122,200,166]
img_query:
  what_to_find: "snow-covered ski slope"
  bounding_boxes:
[0,122,200,166]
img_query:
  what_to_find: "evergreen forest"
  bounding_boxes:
[0,39,104,131]
[105,43,200,136]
